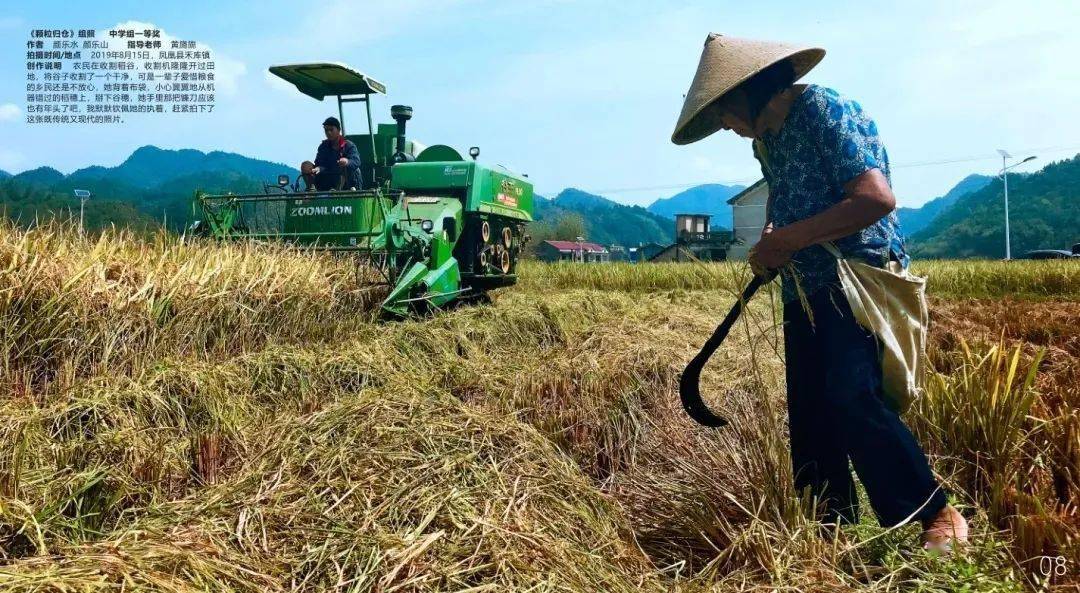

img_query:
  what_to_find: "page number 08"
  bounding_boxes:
[1037,556,1067,578]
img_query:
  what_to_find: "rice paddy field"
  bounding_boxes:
[0,223,1076,592]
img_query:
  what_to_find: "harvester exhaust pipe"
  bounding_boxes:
[390,105,414,163]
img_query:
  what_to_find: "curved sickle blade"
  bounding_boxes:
[679,275,765,428]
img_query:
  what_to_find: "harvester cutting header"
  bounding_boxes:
[195,63,534,316]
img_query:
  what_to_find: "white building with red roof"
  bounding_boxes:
[536,240,610,263]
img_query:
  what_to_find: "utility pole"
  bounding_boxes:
[995,151,1036,260]
[73,189,91,233]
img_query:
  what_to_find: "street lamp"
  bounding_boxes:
[73,189,92,232]
[996,150,1036,260]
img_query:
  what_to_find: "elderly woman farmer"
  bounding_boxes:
[671,34,967,551]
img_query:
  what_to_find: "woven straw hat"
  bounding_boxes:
[671,34,825,145]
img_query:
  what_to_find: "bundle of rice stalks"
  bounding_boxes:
[916,339,1044,507]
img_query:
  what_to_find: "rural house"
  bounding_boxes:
[648,213,734,262]
[726,179,768,260]
[536,240,610,263]
[635,242,666,262]
[608,244,629,262]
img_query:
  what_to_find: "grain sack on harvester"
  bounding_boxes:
[193,63,534,317]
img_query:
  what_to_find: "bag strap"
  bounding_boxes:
[753,139,774,179]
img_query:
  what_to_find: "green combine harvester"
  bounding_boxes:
[195,63,534,316]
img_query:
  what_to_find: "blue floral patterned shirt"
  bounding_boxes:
[754,84,909,303]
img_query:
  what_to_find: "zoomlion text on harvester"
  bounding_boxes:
[193,63,534,317]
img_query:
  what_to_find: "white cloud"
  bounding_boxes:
[0,103,20,122]
[102,21,247,95]
[875,0,1080,203]
[0,148,25,172]
[691,156,713,172]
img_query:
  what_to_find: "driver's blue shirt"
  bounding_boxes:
[754,84,909,303]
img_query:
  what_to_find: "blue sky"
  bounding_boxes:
[0,0,1076,207]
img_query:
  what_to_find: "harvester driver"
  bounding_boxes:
[302,117,362,191]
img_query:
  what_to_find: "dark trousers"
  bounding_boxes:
[783,284,947,527]
[313,165,362,191]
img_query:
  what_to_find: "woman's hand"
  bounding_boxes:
[749,225,801,276]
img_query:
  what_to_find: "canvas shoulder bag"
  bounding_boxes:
[820,241,929,414]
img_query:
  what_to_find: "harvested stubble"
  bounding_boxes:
[1,386,664,592]
[0,347,379,559]
[0,224,1067,591]
[0,293,1024,591]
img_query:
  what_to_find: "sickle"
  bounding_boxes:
[679,274,768,427]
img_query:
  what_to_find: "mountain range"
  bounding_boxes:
[896,174,993,236]
[1,146,1075,257]
[535,189,675,246]
[645,183,746,229]
[63,145,295,189]
[910,155,1079,258]
[533,183,747,248]
[2,147,295,230]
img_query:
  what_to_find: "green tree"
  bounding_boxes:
[525,213,588,258]
[552,212,586,241]
[910,155,1080,258]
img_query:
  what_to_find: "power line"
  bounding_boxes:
[891,144,1080,169]
[537,143,1080,197]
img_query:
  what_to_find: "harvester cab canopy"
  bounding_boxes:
[268,63,386,99]
[270,62,401,188]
